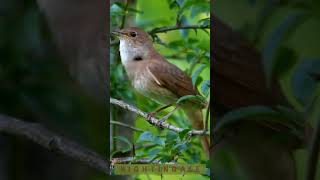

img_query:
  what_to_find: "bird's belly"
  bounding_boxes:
[133,74,177,105]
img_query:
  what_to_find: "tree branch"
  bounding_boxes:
[0,114,109,174]
[111,24,210,47]
[120,0,129,29]
[110,120,144,132]
[110,98,209,136]
[111,157,157,164]
[148,25,210,34]
[205,99,210,132]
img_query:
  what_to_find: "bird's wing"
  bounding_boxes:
[146,59,199,98]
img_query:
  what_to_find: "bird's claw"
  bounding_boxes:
[156,117,168,127]
[146,112,155,120]
[156,118,166,128]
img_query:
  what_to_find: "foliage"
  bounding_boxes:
[214,0,320,179]
[110,0,210,178]
[0,0,107,179]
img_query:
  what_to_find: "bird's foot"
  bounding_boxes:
[146,112,155,120]
[156,117,166,128]
[156,106,180,127]
[157,117,167,125]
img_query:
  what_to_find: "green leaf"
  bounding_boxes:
[168,40,184,49]
[176,0,184,7]
[215,105,305,141]
[201,80,210,97]
[136,131,164,146]
[137,131,154,142]
[201,29,210,35]
[252,0,278,43]
[181,0,208,11]
[214,106,286,132]
[262,11,308,85]
[272,47,298,79]
[192,64,206,85]
[154,137,165,146]
[186,52,196,62]
[176,95,206,105]
[110,3,125,16]
[148,148,162,158]
[179,128,191,140]
[173,143,188,153]
[113,136,132,153]
[179,16,189,38]
[275,105,304,128]
[110,150,122,158]
[292,58,320,106]
[195,76,203,87]
[188,38,199,44]
[166,131,178,142]
[193,28,198,35]
[113,2,125,9]
[198,17,210,26]
[190,4,209,18]
[169,0,179,9]
[127,8,144,14]
[159,154,173,163]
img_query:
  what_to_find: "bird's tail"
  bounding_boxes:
[184,108,210,158]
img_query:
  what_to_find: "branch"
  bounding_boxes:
[148,25,210,35]
[120,0,129,29]
[110,24,209,47]
[110,98,209,136]
[204,99,210,132]
[0,114,109,174]
[110,120,144,132]
[111,157,156,164]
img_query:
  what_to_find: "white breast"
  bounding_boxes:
[119,40,131,65]
[119,40,177,105]
[119,40,145,65]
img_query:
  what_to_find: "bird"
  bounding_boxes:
[112,27,210,157]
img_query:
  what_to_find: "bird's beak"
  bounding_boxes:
[112,30,126,37]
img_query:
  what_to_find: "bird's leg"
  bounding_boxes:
[157,105,180,125]
[147,103,174,120]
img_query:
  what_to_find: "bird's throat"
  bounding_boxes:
[119,40,147,65]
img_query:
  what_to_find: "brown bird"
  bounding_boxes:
[112,27,210,157]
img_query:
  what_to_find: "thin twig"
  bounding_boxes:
[149,25,210,35]
[306,115,320,180]
[120,0,129,29]
[205,99,210,132]
[110,98,209,136]
[111,157,156,164]
[0,114,109,174]
[111,24,209,46]
[110,120,144,132]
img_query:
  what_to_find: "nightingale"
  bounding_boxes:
[112,27,210,157]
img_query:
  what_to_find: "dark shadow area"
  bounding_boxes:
[0,0,109,179]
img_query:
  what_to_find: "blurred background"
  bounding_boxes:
[1,0,320,180]
[0,0,108,180]
[213,0,320,180]
[110,0,210,179]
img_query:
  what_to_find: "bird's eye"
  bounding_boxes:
[130,32,137,37]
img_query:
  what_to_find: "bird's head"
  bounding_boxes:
[112,27,153,48]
